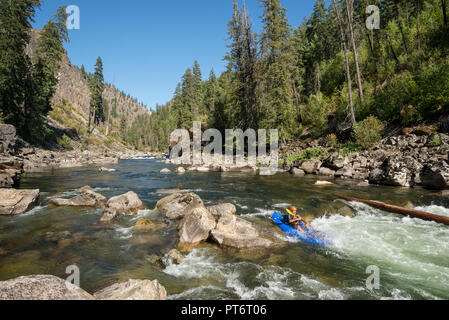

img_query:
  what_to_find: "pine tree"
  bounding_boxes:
[89,56,105,131]
[259,0,298,141]
[224,0,259,130]
[0,0,40,132]
[192,60,203,120]
[25,6,69,140]
[204,69,218,121]
[180,68,195,128]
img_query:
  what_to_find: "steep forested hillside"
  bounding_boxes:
[0,2,151,152]
[141,0,449,152]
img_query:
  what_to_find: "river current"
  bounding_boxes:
[1,158,448,300]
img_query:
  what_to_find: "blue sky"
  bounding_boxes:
[32,0,317,110]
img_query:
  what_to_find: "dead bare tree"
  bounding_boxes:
[345,0,364,104]
[332,0,356,126]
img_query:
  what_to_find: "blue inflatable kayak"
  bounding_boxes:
[272,212,330,246]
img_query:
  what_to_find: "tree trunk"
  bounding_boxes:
[88,106,92,133]
[396,4,409,55]
[332,0,356,126]
[334,194,449,226]
[345,0,364,104]
[310,190,449,226]
[443,0,448,26]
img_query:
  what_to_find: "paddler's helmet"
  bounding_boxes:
[290,206,297,212]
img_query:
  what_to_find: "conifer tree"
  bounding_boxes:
[89,56,105,131]
[192,60,203,120]
[0,0,40,131]
[25,6,69,140]
[259,0,297,141]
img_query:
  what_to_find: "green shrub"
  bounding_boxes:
[287,147,328,163]
[338,142,365,156]
[353,116,385,148]
[57,134,74,150]
[429,135,442,147]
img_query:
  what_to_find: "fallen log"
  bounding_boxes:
[310,190,449,226]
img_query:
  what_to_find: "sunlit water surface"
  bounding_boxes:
[1,159,448,300]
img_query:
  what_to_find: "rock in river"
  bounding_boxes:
[101,191,144,222]
[49,190,106,207]
[134,218,167,232]
[0,275,94,300]
[156,192,204,220]
[178,206,216,244]
[210,216,274,249]
[94,279,166,300]
[0,189,39,215]
[207,203,237,218]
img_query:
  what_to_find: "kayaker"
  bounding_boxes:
[288,206,315,233]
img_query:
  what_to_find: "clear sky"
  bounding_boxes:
[32,0,317,111]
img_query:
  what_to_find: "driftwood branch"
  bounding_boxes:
[310,190,449,226]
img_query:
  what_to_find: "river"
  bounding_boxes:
[1,158,448,300]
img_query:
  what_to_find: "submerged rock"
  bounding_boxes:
[0,275,94,300]
[315,180,334,186]
[49,190,106,207]
[101,191,144,222]
[175,167,186,174]
[156,189,182,195]
[93,279,166,300]
[160,168,171,173]
[161,249,183,266]
[134,218,167,232]
[290,168,305,176]
[0,189,39,215]
[79,185,93,191]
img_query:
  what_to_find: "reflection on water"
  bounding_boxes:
[0,159,448,299]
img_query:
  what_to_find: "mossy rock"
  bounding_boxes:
[134,218,167,232]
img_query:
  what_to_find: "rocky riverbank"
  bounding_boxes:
[283,126,449,190]
[163,125,449,191]
[0,123,163,188]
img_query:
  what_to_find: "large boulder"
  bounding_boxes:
[100,191,144,222]
[419,165,449,190]
[207,203,237,218]
[0,275,94,300]
[0,124,20,155]
[290,168,305,176]
[156,192,204,220]
[210,216,274,249]
[178,206,216,244]
[94,279,166,300]
[300,160,322,174]
[0,189,39,215]
[49,190,106,207]
[369,155,422,187]
[0,158,24,188]
[322,155,348,171]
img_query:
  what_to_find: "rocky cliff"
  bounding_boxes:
[26,29,151,141]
